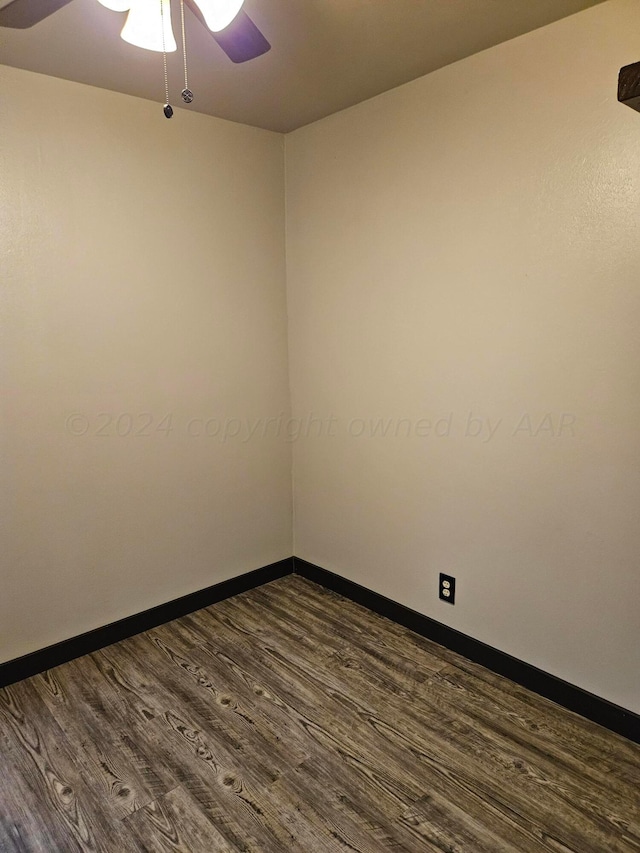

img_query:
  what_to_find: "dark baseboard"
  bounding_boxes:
[0,557,294,689]
[4,553,637,744]
[294,558,640,745]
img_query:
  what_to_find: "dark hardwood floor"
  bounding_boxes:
[1,575,638,852]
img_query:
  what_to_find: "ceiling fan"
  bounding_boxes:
[0,0,271,64]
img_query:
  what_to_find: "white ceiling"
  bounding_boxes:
[1,0,607,132]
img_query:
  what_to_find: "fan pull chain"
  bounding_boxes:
[180,0,194,103]
[161,0,173,118]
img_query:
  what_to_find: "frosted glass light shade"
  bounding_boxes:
[192,0,244,32]
[97,0,131,11]
[121,0,177,52]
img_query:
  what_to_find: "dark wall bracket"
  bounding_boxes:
[618,61,640,112]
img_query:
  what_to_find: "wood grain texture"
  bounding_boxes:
[1,575,638,852]
[123,786,236,853]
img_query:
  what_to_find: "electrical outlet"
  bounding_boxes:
[439,573,456,604]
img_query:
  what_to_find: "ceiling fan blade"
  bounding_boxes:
[210,10,270,63]
[0,0,75,28]
[185,1,270,63]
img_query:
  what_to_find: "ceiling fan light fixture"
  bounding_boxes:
[97,0,131,11]
[121,0,177,52]
[192,0,244,32]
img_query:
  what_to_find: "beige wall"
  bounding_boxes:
[2,0,639,715]
[286,0,640,713]
[0,66,292,663]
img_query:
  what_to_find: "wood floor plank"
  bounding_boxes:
[146,629,310,769]
[248,655,574,853]
[279,574,464,666]
[325,651,639,853]
[328,639,640,820]
[210,585,640,853]
[427,663,640,809]
[30,660,175,819]
[0,728,74,853]
[394,793,574,853]
[262,766,396,853]
[249,586,445,696]
[103,631,307,782]
[123,785,237,853]
[1,575,638,852]
[97,643,275,784]
[0,680,139,853]
[95,638,310,851]
[287,734,578,853]
[270,759,414,853]
[433,658,640,783]
[197,637,443,815]
[85,646,291,851]
[200,591,330,660]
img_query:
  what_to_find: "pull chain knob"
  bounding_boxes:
[180,1,193,105]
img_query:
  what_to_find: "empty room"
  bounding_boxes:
[1,0,639,850]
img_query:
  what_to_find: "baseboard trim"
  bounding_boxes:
[294,558,640,744]
[4,554,637,744]
[0,557,294,689]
